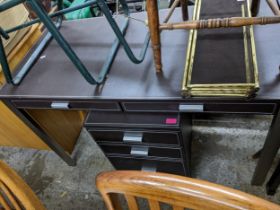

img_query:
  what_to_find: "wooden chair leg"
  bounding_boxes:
[266,0,280,15]
[146,0,162,72]
[180,0,188,20]
[251,0,260,16]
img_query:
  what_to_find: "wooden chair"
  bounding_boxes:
[0,160,46,210]
[146,0,280,73]
[96,170,280,210]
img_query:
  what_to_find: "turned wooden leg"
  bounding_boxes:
[146,0,162,72]
[266,0,280,15]
[180,0,188,21]
[251,0,260,17]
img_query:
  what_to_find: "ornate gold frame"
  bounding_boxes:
[181,0,260,97]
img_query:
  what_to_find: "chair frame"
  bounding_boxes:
[0,0,150,85]
[147,0,280,73]
[96,170,280,210]
[0,160,45,210]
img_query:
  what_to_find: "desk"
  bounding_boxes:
[0,4,279,185]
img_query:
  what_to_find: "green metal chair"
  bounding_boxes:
[0,0,150,85]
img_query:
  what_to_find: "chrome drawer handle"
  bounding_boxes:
[131,146,149,157]
[123,132,143,143]
[51,102,69,109]
[179,104,204,112]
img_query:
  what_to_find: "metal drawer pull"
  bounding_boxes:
[141,162,157,172]
[51,102,69,109]
[179,104,204,112]
[123,132,143,143]
[131,146,149,157]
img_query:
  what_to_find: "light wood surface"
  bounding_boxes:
[0,102,48,149]
[0,23,48,149]
[146,0,162,72]
[0,15,50,149]
[96,171,280,210]
[0,15,83,152]
[160,15,280,30]
[26,109,85,153]
[266,0,280,15]
[0,160,46,210]
[0,24,42,85]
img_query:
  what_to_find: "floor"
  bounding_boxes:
[1,114,280,210]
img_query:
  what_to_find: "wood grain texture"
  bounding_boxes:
[0,15,83,152]
[0,102,48,149]
[0,160,46,210]
[146,0,162,72]
[0,24,41,85]
[148,200,160,210]
[160,15,280,30]
[96,171,280,210]
[125,195,139,210]
[0,23,48,149]
[26,109,84,153]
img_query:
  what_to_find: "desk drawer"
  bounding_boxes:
[69,101,121,111]
[122,102,179,112]
[108,157,186,176]
[99,144,182,159]
[89,130,180,146]
[12,100,121,111]
[179,103,276,114]
[85,112,180,128]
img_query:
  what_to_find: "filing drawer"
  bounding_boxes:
[179,103,276,114]
[85,112,180,128]
[108,157,186,176]
[12,100,121,111]
[98,143,182,159]
[89,130,180,146]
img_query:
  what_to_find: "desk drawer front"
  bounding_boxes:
[12,100,120,111]
[12,100,52,108]
[85,112,180,128]
[99,144,182,159]
[122,102,179,112]
[69,101,121,111]
[179,103,276,114]
[108,157,186,176]
[89,130,180,146]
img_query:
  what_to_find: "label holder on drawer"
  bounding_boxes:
[131,146,149,157]
[179,104,204,113]
[123,132,143,143]
[51,102,69,109]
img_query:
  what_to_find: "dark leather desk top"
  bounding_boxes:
[0,2,280,102]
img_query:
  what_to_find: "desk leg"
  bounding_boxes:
[266,160,280,195]
[146,0,162,72]
[3,100,76,166]
[251,109,280,185]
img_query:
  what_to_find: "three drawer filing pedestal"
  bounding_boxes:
[85,111,192,176]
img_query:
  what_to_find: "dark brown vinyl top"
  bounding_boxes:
[0,2,280,102]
